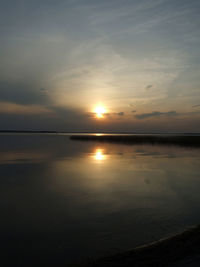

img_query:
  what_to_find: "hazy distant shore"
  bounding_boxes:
[74,225,200,267]
[70,134,200,147]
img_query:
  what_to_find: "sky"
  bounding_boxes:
[0,0,200,132]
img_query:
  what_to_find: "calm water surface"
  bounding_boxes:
[0,134,200,266]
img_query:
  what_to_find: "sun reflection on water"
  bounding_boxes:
[93,148,107,162]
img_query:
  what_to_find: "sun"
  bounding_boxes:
[94,106,107,119]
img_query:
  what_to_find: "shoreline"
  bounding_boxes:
[73,225,200,267]
[70,135,200,147]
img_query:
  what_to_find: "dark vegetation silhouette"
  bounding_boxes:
[71,135,200,147]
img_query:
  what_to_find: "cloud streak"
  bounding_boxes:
[146,85,153,90]
[135,111,178,119]
[0,102,53,115]
[114,112,124,116]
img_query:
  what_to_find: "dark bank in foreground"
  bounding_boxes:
[73,225,200,267]
[70,134,200,147]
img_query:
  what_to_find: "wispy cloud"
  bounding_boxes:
[89,111,124,117]
[135,111,178,119]
[107,112,124,116]
[40,88,48,93]
[146,85,153,90]
[193,104,200,108]
[0,102,53,115]
[115,112,124,116]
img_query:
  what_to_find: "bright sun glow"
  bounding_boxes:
[94,148,106,161]
[94,106,107,119]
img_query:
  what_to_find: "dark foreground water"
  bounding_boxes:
[0,134,200,266]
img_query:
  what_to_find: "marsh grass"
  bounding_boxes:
[70,135,200,147]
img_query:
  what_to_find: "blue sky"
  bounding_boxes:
[0,0,200,132]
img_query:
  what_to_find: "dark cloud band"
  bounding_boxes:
[135,111,178,119]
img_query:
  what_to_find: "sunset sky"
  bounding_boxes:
[0,0,200,132]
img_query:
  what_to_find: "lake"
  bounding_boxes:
[0,134,200,266]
